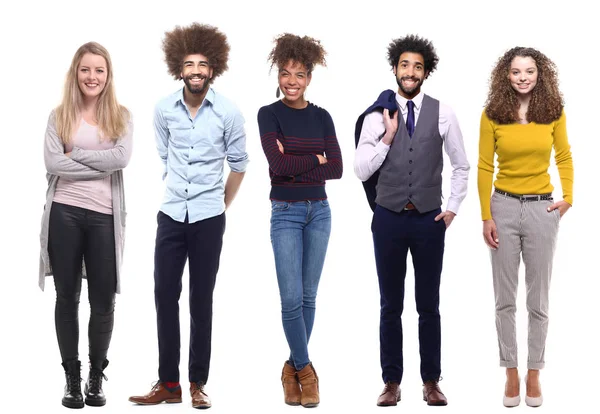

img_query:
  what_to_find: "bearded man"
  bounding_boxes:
[129,23,248,409]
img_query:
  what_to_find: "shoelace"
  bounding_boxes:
[66,372,82,390]
[423,377,444,395]
[192,382,208,396]
[88,369,108,392]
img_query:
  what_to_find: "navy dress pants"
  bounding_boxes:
[372,205,446,384]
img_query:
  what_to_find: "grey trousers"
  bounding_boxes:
[490,191,560,369]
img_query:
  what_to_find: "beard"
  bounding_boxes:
[183,74,211,95]
[396,75,423,97]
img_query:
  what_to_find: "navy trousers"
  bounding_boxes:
[372,205,446,384]
[154,211,225,384]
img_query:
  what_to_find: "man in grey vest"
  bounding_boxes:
[354,35,469,407]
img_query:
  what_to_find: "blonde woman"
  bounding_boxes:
[39,42,132,409]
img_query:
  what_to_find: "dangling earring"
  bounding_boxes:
[276,86,281,98]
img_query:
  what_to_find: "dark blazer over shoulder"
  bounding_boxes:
[354,89,398,212]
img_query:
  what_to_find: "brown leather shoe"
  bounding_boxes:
[296,363,319,408]
[129,382,182,405]
[281,361,301,406]
[423,379,447,406]
[190,382,212,409]
[377,382,401,406]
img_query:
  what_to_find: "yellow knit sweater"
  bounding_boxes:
[477,110,573,221]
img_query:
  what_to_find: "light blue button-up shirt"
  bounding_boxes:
[154,87,249,223]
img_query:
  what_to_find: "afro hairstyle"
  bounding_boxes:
[387,34,439,75]
[162,23,230,80]
[268,33,326,74]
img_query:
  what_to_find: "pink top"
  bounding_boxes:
[53,119,115,214]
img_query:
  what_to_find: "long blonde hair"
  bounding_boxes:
[55,42,129,143]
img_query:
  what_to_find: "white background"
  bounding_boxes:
[0,0,597,413]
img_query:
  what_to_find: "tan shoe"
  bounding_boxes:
[422,379,447,406]
[128,382,182,405]
[281,361,301,406]
[297,363,319,408]
[190,382,212,409]
[377,382,401,406]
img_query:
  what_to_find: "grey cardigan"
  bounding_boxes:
[39,110,133,293]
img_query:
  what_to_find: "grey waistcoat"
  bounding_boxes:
[375,94,443,213]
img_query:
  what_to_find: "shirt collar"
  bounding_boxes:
[395,90,424,110]
[175,86,215,108]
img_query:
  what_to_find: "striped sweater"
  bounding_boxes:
[257,100,343,201]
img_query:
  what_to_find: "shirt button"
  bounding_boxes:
[409,148,413,152]
[192,126,195,129]
[409,194,413,198]
[188,181,191,184]
[409,160,413,164]
[409,184,412,187]
[409,172,412,175]
[191,146,194,149]
[185,189,188,193]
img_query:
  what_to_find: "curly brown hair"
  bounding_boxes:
[267,33,326,74]
[485,47,563,124]
[162,23,230,80]
[387,34,439,74]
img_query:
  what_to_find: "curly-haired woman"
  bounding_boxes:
[40,42,132,408]
[478,47,573,408]
[257,33,343,407]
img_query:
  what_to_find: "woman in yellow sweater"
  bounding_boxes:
[478,47,573,408]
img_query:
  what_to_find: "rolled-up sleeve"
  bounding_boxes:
[224,107,249,173]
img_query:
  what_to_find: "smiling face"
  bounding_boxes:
[508,56,538,96]
[181,53,214,95]
[394,52,428,99]
[278,60,311,108]
[77,53,107,101]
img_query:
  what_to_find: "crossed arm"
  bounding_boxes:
[69,117,133,172]
[44,111,133,179]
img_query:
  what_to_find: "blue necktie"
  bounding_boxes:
[406,100,415,138]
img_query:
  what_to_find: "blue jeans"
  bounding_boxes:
[270,200,331,371]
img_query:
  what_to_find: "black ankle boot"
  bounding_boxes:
[84,359,109,406]
[61,360,84,409]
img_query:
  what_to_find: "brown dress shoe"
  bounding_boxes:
[296,363,319,408]
[377,382,401,406]
[423,379,447,406]
[129,382,182,405]
[281,361,301,406]
[190,382,212,409]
